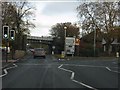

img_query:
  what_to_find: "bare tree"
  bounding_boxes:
[77,2,119,32]
[2,1,35,50]
[77,2,120,54]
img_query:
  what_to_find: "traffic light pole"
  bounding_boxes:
[3,25,9,62]
[10,30,15,59]
[11,40,14,59]
[3,25,15,62]
[5,38,8,63]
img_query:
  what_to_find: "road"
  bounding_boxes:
[1,54,119,89]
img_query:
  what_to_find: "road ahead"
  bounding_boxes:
[2,54,119,89]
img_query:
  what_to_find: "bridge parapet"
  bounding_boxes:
[27,36,53,41]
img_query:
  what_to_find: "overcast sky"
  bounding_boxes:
[30,1,80,36]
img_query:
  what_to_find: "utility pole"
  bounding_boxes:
[64,26,67,57]
[94,27,96,57]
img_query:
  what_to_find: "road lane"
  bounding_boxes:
[2,55,85,88]
[2,54,119,89]
[61,64,118,88]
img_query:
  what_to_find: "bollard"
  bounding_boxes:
[116,52,119,58]
[52,51,54,55]
[61,51,65,58]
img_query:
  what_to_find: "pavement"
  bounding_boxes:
[1,53,28,69]
[1,60,17,69]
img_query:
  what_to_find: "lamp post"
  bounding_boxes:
[64,26,67,57]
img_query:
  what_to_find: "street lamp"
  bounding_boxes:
[64,26,67,57]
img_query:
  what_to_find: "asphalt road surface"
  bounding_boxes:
[1,54,119,90]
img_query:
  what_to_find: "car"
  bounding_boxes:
[33,48,46,59]
[30,49,34,52]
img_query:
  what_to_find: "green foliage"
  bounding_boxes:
[50,22,79,38]
[50,22,80,53]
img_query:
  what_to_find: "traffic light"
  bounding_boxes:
[10,30,15,40]
[3,26,9,39]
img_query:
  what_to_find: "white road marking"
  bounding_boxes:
[61,64,119,74]
[58,64,75,79]
[0,69,8,77]
[106,67,111,71]
[58,64,98,90]
[71,72,75,80]
[62,64,109,68]
[72,80,98,90]
[112,71,120,73]
[0,63,18,78]
[21,63,119,74]
[106,67,120,73]
[18,63,118,69]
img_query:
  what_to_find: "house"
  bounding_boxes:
[79,27,120,56]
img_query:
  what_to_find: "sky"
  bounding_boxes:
[30,0,80,37]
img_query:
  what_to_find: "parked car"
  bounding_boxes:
[33,48,46,58]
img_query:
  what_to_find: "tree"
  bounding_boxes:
[77,2,119,33]
[2,2,17,28]
[50,22,80,54]
[12,2,35,50]
[2,1,35,50]
[77,2,120,55]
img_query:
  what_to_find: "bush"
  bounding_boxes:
[79,47,99,57]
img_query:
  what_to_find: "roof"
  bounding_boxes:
[111,38,120,45]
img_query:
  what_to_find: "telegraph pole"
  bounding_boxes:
[94,28,96,57]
